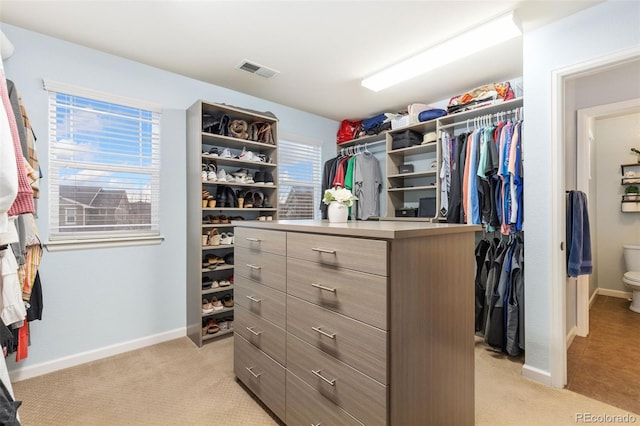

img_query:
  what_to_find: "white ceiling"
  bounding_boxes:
[1,1,602,121]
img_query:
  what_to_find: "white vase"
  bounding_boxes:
[328,201,348,223]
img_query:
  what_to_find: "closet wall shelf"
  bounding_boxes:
[338,132,387,148]
[388,143,437,156]
[384,97,523,220]
[203,328,234,341]
[437,97,524,128]
[202,181,278,189]
[189,100,279,348]
[202,245,235,250]
[201,133,277,151]
[202,207,278,212]
[201,155,278,168]
[202,306,234,317]
[203,285,234,296]
[388,170,437,179]
[388,185,437,192]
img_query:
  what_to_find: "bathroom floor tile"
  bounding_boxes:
[566,295,640,415]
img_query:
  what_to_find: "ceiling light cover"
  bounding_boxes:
[361,11,522,92]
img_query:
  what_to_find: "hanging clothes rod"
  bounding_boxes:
[438,106,524,131]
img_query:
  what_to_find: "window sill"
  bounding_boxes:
[44,235,164,252]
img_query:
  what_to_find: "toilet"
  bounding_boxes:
[623,244,640,313]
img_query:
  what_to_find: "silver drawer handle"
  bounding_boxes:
[246,326,263,336]
[311,423,322,426]
[312,369,337,386]
[246,366,263,379]
[246,295,263,303]
[311,247,337,254]
[245,237,261,242]
[246,264,262,270]
[311,283,336,293]
[311,326,336,339]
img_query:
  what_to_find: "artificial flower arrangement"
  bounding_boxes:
[323,186,357,207]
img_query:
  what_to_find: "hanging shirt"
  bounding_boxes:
[439,132,451,217]
[354,153,382,220]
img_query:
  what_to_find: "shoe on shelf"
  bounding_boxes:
[207,319,220,334]
[211,280,219,289]
[201,164,208,181]
[207,164,217,181]
[218,279,231,287]
[243,191,254,208]
[262,170,274,185]
[232,168,249,178]
[202,299,214,314]
[223,252,234,265]
[223,294,234,308]
[216,187,227,208]
[211,297,224,311]
[220,232,233,245]
[208,147,219,156]
[221,148,232,158]
[254,171,265,185]
[208,228,221,246]
[253,191,264,208]
[202,277,212,289]
[245,175,254,184]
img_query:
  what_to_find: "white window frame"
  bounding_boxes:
[43,79,164,251]
[277,133,323,220]
[64,207,76,225]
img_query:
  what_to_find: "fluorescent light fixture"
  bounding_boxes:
[361,11,521,92]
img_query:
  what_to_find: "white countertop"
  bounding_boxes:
[232,219,481,239]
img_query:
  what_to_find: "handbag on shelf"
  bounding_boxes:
[336,119,362,144]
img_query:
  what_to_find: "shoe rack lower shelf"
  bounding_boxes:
[203,328,234,341]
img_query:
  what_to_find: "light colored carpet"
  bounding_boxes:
[11,335,636,425]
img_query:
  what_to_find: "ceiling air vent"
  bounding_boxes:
[236,60,279,79]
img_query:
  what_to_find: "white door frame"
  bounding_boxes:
[550,46,640,388]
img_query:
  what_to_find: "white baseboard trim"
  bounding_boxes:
[566,325,578,348]
[522,363,552,386]
[9,327,186,382]
[597,288,632,299]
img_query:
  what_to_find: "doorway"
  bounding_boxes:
[552,52,640,412]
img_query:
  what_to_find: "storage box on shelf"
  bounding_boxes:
[187,100,279,347]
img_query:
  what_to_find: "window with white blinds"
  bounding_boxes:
[44,80,162,250]
[277,137,322,220]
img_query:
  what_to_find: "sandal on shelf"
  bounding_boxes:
[218,215,230,224]
[207,319,220,334]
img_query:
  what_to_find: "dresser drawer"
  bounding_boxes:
[286,370,363,426]
[234,276,286,329]
[234,227,286,256]
[234,334,285,421]
[287,333,387,426]
[287,296,387,384]
[234,305,286,365]
[234,246,286,292]
[287,258,388,330]
[287,232,388,276]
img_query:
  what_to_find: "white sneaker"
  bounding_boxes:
[239,148,255,162]
[220,233,233,245]
[217,168,227,181]
[201,164,208,181]
[207,164,217,181]
[221,148,232,158]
